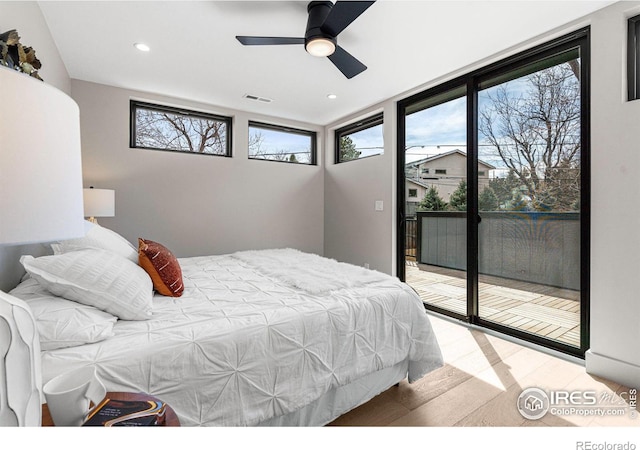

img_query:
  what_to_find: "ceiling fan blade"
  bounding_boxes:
[321,1,375,36]
[236,36,305,46]
[327,45,367,79]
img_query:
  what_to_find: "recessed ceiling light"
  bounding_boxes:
[134,43,150,52]
[327,94,337,100]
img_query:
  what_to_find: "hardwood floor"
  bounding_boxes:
[328,313,638,428]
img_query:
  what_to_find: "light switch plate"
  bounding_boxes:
[375,200,384,211]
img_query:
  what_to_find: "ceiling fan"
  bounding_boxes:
[236,1,375,79]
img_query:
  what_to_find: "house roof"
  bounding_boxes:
[406,179,434,190]
[406,149,496,170]
[35,1,613,126]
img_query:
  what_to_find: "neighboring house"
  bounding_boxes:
[405,178,432,217]
[405,150,495,211]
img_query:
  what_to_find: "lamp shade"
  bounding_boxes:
[0,67,84,245]
[83,188,115,219]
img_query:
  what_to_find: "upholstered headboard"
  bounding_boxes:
[0,244,50,292]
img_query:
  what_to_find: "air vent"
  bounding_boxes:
[243,94,272,103]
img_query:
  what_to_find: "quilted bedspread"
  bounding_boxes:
[40,249,443,426]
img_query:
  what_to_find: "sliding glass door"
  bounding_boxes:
[397,29,589,357]
[402,86,468,318]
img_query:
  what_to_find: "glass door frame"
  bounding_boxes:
[396,27,590,358]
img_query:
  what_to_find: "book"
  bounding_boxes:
[82,397,167,427]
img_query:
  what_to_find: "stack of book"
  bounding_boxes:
[83,397,167,426]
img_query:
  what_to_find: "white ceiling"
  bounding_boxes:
[39,1,613,126]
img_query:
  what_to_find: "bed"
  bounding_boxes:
[6,223,443,426]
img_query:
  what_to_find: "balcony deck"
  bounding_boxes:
[406,261,580,347]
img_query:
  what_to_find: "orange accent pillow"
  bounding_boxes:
[138,238,184,297]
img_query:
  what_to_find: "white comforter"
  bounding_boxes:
[41,249,443,426]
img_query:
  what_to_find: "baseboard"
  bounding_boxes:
[585,349,640,389]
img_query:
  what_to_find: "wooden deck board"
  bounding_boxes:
[406,264,580,347]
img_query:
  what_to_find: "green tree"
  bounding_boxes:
[478,186,499,211]
[488,170,521,209]
[418,186,447,211]
[339,136,361,161]
[289,153,298,163]
[507,189,530,211]
[543,158,580,211]
[448,180,467,211]
[532,189,557,211]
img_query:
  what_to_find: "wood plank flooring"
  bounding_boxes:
[328,314,638,428]
[406,262,581,347]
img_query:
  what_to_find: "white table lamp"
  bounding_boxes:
[0,66,85,427]
[0,67,84,245]
[83,187,115,224]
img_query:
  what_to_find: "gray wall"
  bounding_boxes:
[72,80,324,259]
[324,105,396,274]
[0,1,71,291]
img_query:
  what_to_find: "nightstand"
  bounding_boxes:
[42,391,180,427]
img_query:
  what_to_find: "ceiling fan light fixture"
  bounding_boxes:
[305,37,336,57]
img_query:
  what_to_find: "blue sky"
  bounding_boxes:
[405,95,467,164]
[249,126,313,162]
[403,77,532,173]
[344,123,384,158]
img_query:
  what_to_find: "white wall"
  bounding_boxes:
[586,1,640,388]
[0,1,72,292]
[72,80,324,259]
[324,1,640,388]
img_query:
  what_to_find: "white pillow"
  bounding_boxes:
[10,278,117,351]
[20,249,153,321]
[50,221,138,263]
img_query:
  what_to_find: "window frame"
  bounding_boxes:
[628,14,640,101]
[247,121,317,165]
[408,188,418,198]
[334,112,384,164]
[130,100,232,157]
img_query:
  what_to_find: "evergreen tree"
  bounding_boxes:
[418,186,447,211]
[532,189,557,211]
[488,170,521,209]
[339,136,361,161]
[448,180,467,211]
[289,153,299,163]
[571,197,580,211]
[478,186,499,211]
[507,188,530,211]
